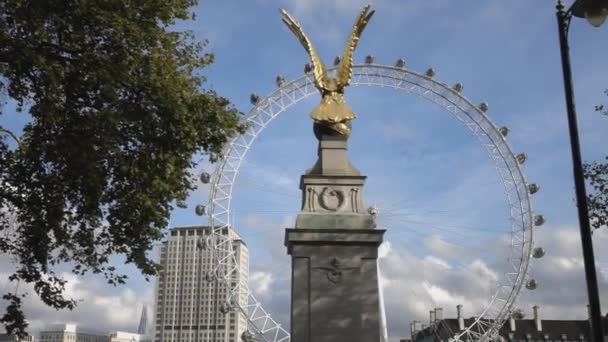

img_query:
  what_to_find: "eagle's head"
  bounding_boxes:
[322,77,340,92]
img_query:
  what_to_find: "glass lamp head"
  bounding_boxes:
[572,0,608,27]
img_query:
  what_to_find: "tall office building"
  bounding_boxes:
[153,226,249,342]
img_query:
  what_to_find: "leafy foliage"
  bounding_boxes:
[0,0,244,335]
[584,158,608,232]
[584,89,608,233]
[593,89,608,116]
[0,294,27,334]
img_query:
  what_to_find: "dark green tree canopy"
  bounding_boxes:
[0,0,244,335]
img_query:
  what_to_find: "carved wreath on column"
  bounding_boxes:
[319,187,346,211]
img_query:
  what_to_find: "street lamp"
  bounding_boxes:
[571,0,608,26]
[555,0,607,341]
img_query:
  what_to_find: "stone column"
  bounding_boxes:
[285,123,385,342]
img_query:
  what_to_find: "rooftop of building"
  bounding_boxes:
[165,225,245,245]
[109,332,145,340]
[40,324,106,336]
[411,305,608,342]
[169,224,211,230]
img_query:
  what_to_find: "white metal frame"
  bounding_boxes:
[205,64,538,342]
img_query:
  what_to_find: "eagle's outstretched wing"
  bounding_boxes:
[336,5,375,87]
[279,9,326,90]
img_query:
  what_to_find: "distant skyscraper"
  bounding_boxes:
[138,304,148,335]
[153,226,249,342]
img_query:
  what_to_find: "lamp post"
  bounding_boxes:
[555,1,607,341]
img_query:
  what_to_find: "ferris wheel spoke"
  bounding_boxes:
[381,218,512,244]
[380,216,512,235]
[385,226,505,257]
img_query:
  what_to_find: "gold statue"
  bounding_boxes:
[280,5,375,136]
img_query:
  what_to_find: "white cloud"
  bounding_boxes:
[378,240,392,259]
[250,271,274,295]
[421,282,471,310]
[373,225,608,340]
[423,256,452,269]
[0,258,153,336]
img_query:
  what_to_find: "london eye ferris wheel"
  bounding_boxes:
[193,6,546,342]
[193,60,546,342]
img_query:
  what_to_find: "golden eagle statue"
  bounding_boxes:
[280,5,375,136]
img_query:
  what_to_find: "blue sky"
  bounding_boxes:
[1,1,608,341]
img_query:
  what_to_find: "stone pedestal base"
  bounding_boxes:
[285,228,385,342]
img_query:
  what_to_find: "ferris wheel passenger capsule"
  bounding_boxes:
[367,205,380,219]
[250,93,260,105]
[395,58,405,68]
[197,238,209,250]
[534,215,545,226]
[304,63,312,73]
[526,279,538,290]
[479,102,489,112]
[533,247,545,258]
[334,56,341,66]
[200,171,211,184]
[516,153,527,164]
[499,126,510,137]
[528,183,540,194]
[220,302,231,315]
[195,204,206,216]
[425,68,435,78]
[241,331,258,342]
[275,75,285,87]
[452,83,464,93]
[365,55,374,64]
[176,200,187,208]
[205,271,215,283]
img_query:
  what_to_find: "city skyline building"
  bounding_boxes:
[138,305,148,336]
[39,324,107,342]
[409,305,608,342]
[37,324,146,342]
[153,225,249,342]
[109,332,146,342]
[0,334,34,342]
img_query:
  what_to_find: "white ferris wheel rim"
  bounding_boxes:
[205,63,538,342]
